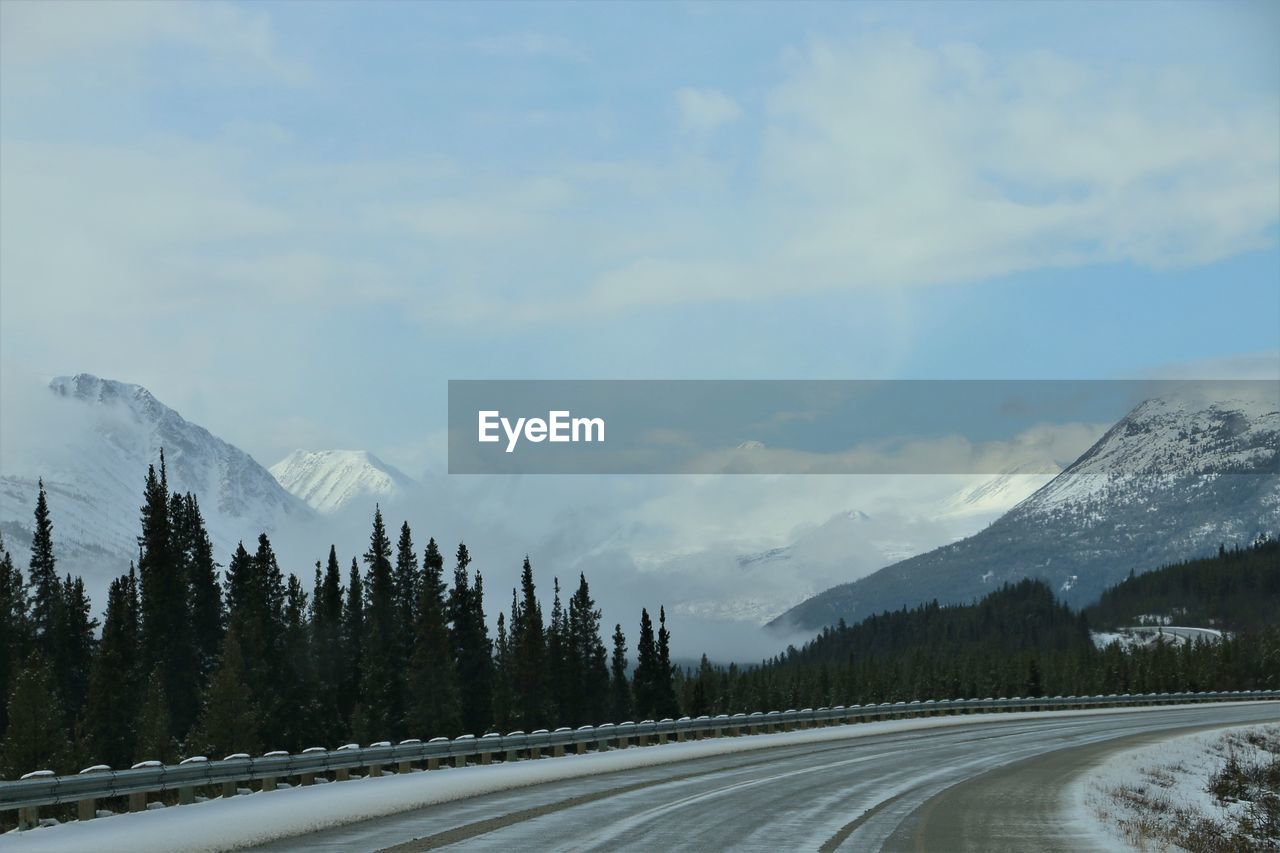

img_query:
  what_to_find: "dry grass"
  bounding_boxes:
[1096,725,1280,853]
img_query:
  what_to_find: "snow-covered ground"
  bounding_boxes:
[5,705,1257,853]
[1072,722,1280,851]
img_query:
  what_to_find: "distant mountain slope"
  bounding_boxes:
[772,394,1280,632]
[0,374,312,594]
[270,449,416,514]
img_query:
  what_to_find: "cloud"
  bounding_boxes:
[680,420,1106,475]
[0,0,304,82]
[676,87,743,134]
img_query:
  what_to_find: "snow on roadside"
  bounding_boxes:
[1070,722,1280,851]
[6,704,1274,853]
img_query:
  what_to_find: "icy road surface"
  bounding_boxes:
[254,703,1279,852]
[10,703,1278,852]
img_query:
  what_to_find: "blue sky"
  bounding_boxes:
[1,0,1277,471]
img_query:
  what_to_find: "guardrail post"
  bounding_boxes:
[131,791,148,810]
[78,796,96,821]
[222,779,237,798]
[178,785,195,804]
[18,805,39,829]
[454,754,467,768]
[262,776,277,791]
[427,756,440,770]
[398,759,412,773]
[552,744,565,757]
[480,750,492,765]
[299,771,315,786]
[576,740,589,755]
[336,767,351,781]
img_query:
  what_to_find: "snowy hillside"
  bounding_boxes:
[773,393,1280,632]
[270,449,416,514]
[668,467,1059,627]
[0,374,312,595]
[935,461,1062,522]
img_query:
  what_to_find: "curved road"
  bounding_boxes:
[253,703,1280,852]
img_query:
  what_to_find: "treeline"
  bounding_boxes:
[1084,538,1279,632]
[668,564,1280,717]
[0,461,680,778]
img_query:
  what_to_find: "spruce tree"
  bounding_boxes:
[546,578,570,722]
[85,574,141,769]
[137,460,196,739]
[278,574,320,750]
[359,506,401,740]
[394,521,419,662]
[0,654,66,778]
[190,627,260,758]
[510,557,548,729]
[633,608,658,719]
[311,547,346,743]
[448,544,492,734]
[343,557,364,728]
[492,611,514,732]
[567,573,609,725]
[135,666,174,764]
[407,538,460,738]
[610,623,631,722]
[184,495,224,680]
[55,574,96,721]
[655,606,678,717]
[27,480,60,650]
[0,536,30,735]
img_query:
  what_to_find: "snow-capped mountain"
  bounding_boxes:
[935,461,1063,523]
[270,449,416,514]
[772,393,1280,632]
[0,374,312,596]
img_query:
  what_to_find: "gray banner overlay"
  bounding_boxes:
[447,379,1279,475]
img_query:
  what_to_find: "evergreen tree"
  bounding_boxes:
[394,521,419,662]
[610,623,631,723]
[566,573,609,725]
[492,611,515,732]
[85,574,141,769]
[633,608,658,719]
[135,666,174,764]
[509,557,548,729]
[546,578,570,722]
[0,535,30,735]
[311,546,346,743]
[448,543,492,734]
[190,627,260,758]
[56,573,96,721]
[278,574,320,750]
[0,654,66,778]
[358,506,402,740]
[27,480,60,650]
[407,538,460,738]
[184,495,224,680]
[137,459,196,739]
[655,606,678,717]
[223,542,255,620]
[343,557,364,728]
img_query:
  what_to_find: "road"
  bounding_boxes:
[252,703,1280,852]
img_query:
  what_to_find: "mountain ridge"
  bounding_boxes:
[771,393,1280,632]
[269,448,417,514]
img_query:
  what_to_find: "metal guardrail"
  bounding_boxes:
[3,689,1277,829]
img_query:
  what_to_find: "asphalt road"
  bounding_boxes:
[252,703,1280,852]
